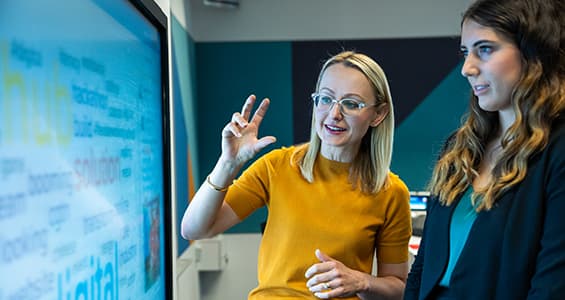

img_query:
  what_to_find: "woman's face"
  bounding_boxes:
[460,19,522,115]
[314,63,386,161]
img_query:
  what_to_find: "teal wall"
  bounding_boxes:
[392,64,470,190]
[194,42,293,233]
[171,15,197,253]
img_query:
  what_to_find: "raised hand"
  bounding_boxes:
[305,249,367,299]
[220,94,277,168]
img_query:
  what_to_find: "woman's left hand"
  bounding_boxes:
[305,249,368,299]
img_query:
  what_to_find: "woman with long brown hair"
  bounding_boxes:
[405,0,565,299]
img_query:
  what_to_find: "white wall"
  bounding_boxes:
[185,0,473,42]
[154,0,170,17]
[171,0,192,29]
[199,234,261,300]
[175,234,261,300]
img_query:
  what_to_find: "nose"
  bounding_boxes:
[461,55,479,78]
[328,101,343,119]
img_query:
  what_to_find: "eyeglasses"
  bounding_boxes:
[311,93,374,116]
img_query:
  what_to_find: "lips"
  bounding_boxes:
[473,83,490,95]
[325,124,346,132]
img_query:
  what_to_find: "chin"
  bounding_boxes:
[321,137,348,148]
[478,100,498,112]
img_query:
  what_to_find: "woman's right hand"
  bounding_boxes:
[220,94,276,168]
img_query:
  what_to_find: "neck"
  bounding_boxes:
[498,109,516,134]
[320,144,358,163]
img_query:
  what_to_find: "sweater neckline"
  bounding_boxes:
[317,153,350,174]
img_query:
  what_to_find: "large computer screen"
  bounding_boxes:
[0,0,171,299]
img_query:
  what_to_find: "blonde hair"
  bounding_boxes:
[293,51,395,194]
[429,0,565,210]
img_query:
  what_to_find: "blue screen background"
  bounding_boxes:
[0,1,166,299]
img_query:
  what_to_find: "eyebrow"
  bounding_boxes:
[460,39,495,49]
[318,87,369,102]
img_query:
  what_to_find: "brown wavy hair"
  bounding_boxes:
[429,0,565,210]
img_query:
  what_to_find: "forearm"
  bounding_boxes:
[180,159,241,239]
[180,186,225,239]
[357,274,406,300]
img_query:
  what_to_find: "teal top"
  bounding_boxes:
[439,188,478,287]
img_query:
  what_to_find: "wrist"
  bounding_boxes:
[355,272,374,298]
[359,273,371,294]
[217,156,243,173]
[206,158,241,191]
[205,175,231,192]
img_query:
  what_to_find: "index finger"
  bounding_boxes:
[304,261,331,279]
[241,94,257,120]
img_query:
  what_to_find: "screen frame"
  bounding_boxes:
[127,0,172,299]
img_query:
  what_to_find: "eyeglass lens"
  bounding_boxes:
[312,94,365,115]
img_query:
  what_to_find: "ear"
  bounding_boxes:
[370,103,389,127]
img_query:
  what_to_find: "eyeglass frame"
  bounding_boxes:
[310,92,378,116]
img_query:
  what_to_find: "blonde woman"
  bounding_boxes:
[182,51,411,299]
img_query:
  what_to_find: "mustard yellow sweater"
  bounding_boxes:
[225,146,411,299]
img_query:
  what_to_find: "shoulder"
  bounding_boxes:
[544,117,565,175]
[255,145,303,169]
[379,172,410,208]
[537,118,565,166]
[261,145,296,159]
[378,173,412,224]
[387,172,410,196]
[548,118,565,149]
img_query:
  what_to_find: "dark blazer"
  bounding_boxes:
[405,119,565,300]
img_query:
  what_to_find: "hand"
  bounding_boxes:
[305,249,367,299]
[220,94,276,168]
